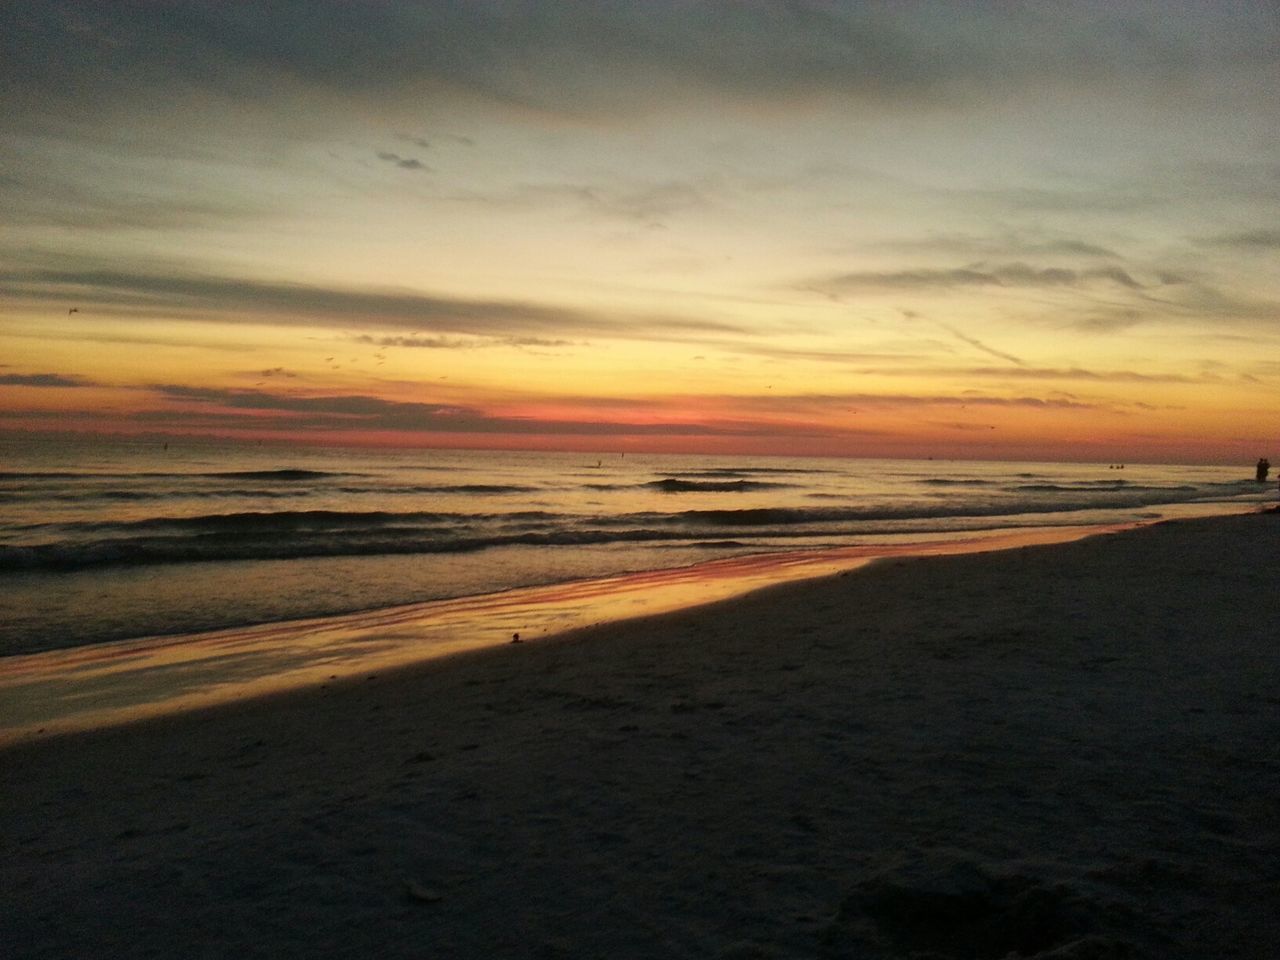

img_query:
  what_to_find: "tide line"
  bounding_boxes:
[0,522,1132,745]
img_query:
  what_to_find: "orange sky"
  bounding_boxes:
[2,2,1278,463]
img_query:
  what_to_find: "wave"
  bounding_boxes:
[680,507,814,526]
[677,466,835,477]
[919,478,996,486]
[1,488,312,504]
[0,468,355,482]
[677,481,1254,526]
[0,526,699,571]
[71,509,458,534]
[339,483,540,495]
[646,478,789,493]
[207,468,350,481]
[1,472,1261,572]
[582,478,791,493]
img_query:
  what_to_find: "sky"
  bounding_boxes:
[2,1,1278,463]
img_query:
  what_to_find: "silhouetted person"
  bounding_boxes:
[1257,458,1270,482]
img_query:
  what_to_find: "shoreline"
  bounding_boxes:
[4,511,1278,957]
[0,520,1151,747]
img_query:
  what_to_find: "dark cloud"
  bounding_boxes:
[955,366,1198,384]
[356,335,575,350]
[1139,282,1280,323]
[728,391,1100,413]
[149,384,756,437]
[0,2,927,121]
[6,1,1272,126]
[1200,229,1280,249]
[937,324,1024,367]
[141,382,1108,443]
[355,335,475,350]
[0,264,748,341]
[0,372,93,387]
[816,262,1142,293]
[375,151,427,171]
[887,233,1121,260]
[845,363,1203,385]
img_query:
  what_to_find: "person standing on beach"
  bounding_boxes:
[1257,458,1270,482]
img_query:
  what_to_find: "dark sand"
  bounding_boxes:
[3,514,1278,958]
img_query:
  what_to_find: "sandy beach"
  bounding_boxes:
[3,513,1277,958]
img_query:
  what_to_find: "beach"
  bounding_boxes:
[3,512,1277,958]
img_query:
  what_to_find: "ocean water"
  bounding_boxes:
[0,437,1269,657]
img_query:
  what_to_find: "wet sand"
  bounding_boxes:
[0,524,1133,746]
[3,513,1278,958]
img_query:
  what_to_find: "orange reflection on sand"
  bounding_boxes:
[0,523,1134,745]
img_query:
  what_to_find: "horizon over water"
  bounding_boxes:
[1,435,1270,659]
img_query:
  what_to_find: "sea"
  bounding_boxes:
[0,436,1270,660]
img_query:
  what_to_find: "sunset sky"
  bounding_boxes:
[2,1,1277,462]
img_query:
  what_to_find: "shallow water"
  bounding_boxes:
[0,438,1267,656]
[0,522,1151,744]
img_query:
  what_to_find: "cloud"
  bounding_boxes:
[7,2,1272,127]
[814,262,1142,294]
[0,372,93,387]
[937,323,1025,367]
[140,382,1114,445]
[1139,281,1280,323]
[375,151,427,171]
[1200,229,1280,249]
[886,233,1121,260]
[725,391,1101,414]
[947,366,1199,384]
[355,335,575,350]
[148,384,763,437]
[0,263,749,341]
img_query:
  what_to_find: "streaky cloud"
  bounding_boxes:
[148,384,774,437]
[722,391,1101,413]
[938,323,1025,367]
[885,233,1121,260]
[1138,282,1280,323]
[0,264,749,341]
[0,372,94,387]
[958,366,1199,384]
[7,1,1273,126]
[356,335,575,350]
[1199,229,1280,249]
[815,262,1143,293]
[375,151,428,171]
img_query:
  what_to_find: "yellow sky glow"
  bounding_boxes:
[2,3,1278,463]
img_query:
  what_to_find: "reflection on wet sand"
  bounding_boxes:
[0,523,1131,744]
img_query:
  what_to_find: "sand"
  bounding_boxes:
[3,513,1278,958]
